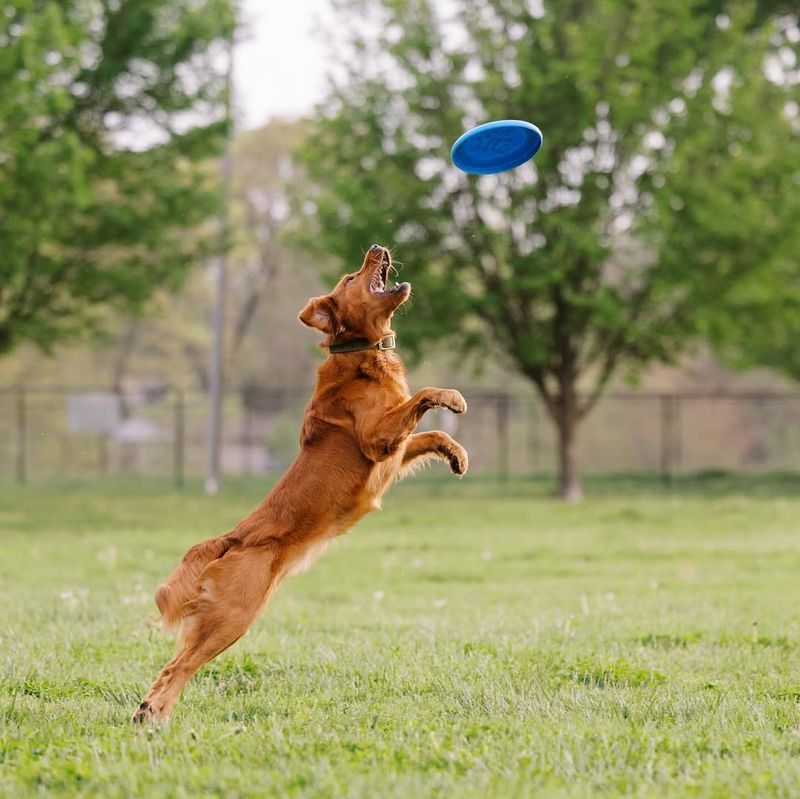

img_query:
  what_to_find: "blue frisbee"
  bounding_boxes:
[451,119,543,175]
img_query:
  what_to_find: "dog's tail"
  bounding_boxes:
[154,534,237,630]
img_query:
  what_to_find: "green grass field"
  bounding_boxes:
[2,475,800,798]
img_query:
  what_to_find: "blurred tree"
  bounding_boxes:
[226,119,324,388]
[0,0,235,357]
[698,134,800,382]
[141,119,322,392]
[293,0,799,498]
[711,295,800,383]
[0,119,324,398]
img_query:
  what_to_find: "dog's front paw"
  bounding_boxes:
[446,444,468,476]
[440,390,467,415]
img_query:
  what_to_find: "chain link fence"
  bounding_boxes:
[1,386,800,484]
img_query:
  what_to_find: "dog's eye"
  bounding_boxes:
[345,275,356,285]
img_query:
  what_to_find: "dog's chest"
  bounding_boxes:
[364,452,403,510]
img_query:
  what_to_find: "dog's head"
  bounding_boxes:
[299,244,411,345]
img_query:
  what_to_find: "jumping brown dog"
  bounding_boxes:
[133,244,468,723]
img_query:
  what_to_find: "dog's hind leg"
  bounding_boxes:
[154,533,238,629]
[133,544,280,724]
[400,431,468,477]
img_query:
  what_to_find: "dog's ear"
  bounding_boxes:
[298,296,336,333]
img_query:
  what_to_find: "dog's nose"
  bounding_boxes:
[369,244,383,253]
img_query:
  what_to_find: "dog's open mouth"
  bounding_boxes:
[369,249,409,297]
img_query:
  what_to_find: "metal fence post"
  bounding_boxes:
[497,393,510,482]
[660,395,674,486]
[243,407,253,475]
[174,389,185,488]
[97,434,109,477]
[528,395,540,474]
[659,394,672,485]
[16,389,27,484]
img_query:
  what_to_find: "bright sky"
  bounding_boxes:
[235,1,332,129]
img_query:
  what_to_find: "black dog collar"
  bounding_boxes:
[328,334,397,355]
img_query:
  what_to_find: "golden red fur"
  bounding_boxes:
[133,244,468,723]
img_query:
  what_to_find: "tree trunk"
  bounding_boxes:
[555,408,583,502]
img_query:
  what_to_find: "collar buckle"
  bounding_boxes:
[375,334,396,351]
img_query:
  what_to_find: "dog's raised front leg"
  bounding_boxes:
[400,431,468,476]
[354,388,467,462]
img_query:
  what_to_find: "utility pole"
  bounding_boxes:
[205,23,235,496]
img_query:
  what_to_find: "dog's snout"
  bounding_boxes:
[369,244,383,254]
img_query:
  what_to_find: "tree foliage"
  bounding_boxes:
[0,120,325,399]
[294,0,799,497]
[0,0,235,355]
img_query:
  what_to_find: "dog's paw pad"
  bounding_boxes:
[448,450,468,476]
